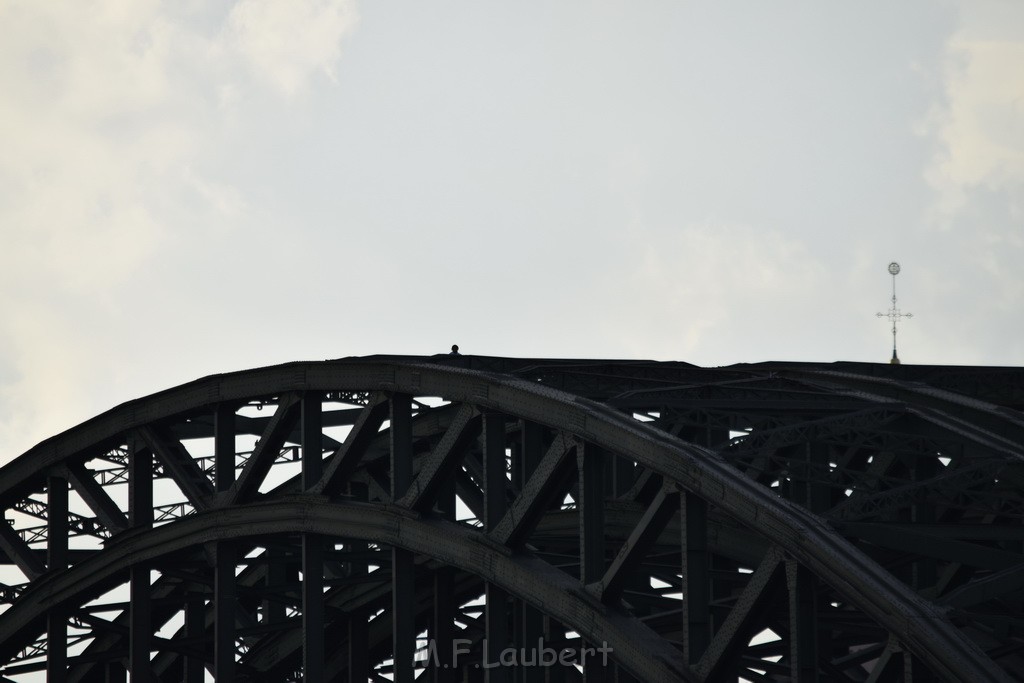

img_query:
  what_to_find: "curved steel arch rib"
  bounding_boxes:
[0,357,1016,682]
[0,499,689,681]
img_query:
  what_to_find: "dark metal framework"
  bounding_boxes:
[0,355,1023,681]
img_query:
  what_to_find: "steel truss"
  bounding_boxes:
[0,356,1022,681]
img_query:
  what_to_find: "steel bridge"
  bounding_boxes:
[1,356,1023,682]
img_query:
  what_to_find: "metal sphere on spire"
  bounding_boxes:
[877,261,912,364]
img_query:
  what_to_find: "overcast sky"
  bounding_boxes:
[1,0,1023,460]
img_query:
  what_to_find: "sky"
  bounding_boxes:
[1,0,1023,461]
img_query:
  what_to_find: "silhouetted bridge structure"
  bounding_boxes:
[1,356,1023,681]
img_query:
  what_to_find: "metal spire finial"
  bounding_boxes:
[877,261,912,364]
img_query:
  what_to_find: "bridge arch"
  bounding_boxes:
[0,357,1016,681]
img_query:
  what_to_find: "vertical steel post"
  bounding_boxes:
[484,412,507,532]
[787,560,819,682]
[214,402,237,681]
[543,616,566,683]
[349,482,370,682]
[808,442,831,514]
[508,434,525,678]
[391,393,416,682]
[104,662,127,682]
[913,455,938,591]
[214,541,236,682]
[300,542,324,682]
[519,422,544,683]
[46,476,68,569]
[788,444,809,508]
[47,475,68,682]
[104,663,126,683]
[185,596,205,683]
[302,392,323,488]
[432,476,457,682]
[806,444,833,666]
[264,548,288,626]
[128,438,153,683]
[578,443,605,585]
[214,404,236,493]
[578,443,609,682]
[483,412,509,682]
[128,437,153,525]
[682,492,710,664]
[302,392,325,683]
[613,454,634,498]
[213,401,239,680]
[264,546,286,626]
[390,393,413,504]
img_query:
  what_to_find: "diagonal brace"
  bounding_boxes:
[223,393,301,506]
[63,462,128,533]
[311,393,389,496]
[397,404,480,512]
[490,434,576,548]
[595,482,679,604]
[695,546,785,680]
[0,520,45,580]
[136,425,215,511]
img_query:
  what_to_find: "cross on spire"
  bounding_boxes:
[877,261,912,365]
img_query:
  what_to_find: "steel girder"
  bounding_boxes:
[0,357,1021,681]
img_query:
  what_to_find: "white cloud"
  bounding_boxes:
[0,307,107,463]
[226,0,358,97]
[609,223,831,363]
[926,3,1024,220]
[0,1,359,459]
[912,2,1024,365]
[0,2,206,293]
